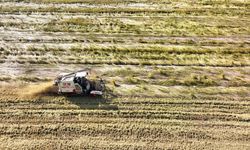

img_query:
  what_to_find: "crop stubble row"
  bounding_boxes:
[0,0,249,149]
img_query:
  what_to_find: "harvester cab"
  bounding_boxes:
[54,70,105,96]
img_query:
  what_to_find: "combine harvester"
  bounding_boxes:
[54,69,105,96]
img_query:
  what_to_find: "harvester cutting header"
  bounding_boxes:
[54,69,105,96]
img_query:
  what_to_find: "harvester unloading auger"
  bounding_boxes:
[54,69,105,96]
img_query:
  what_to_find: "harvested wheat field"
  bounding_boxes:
[0,0,250,149]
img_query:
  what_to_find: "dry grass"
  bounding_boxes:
[0,0,249,149]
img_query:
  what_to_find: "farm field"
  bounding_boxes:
[0,0,250,149]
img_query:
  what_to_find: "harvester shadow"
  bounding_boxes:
[43,85,118,110]
[65,94,118,110]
